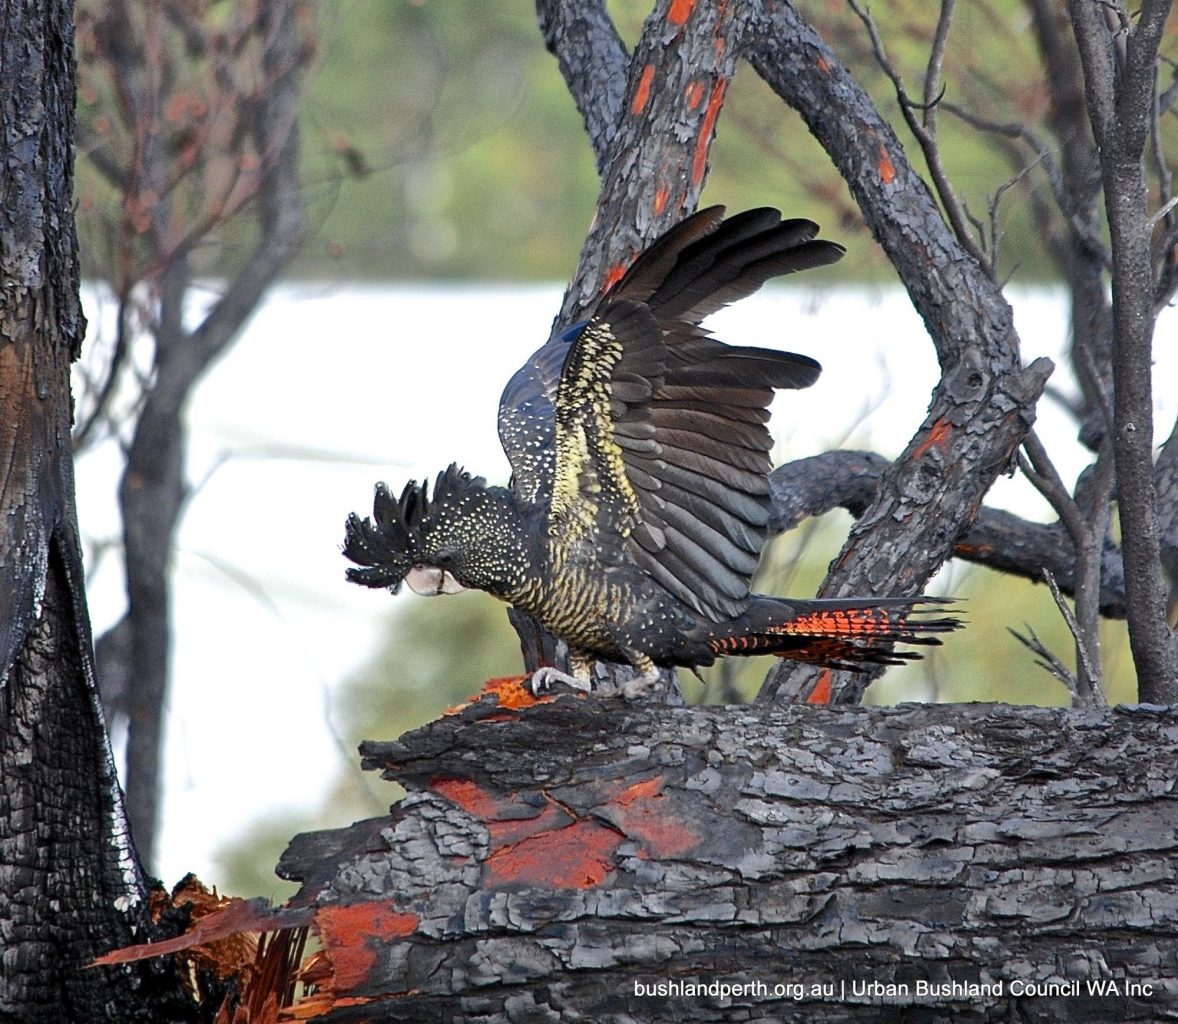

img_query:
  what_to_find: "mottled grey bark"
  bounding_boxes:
[535,0,628,170]
[1068,0,1178,700]
[275,697,1178,1022]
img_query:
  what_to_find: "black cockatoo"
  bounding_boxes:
[344,207,957,697]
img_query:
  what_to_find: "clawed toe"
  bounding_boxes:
[529,667,592,695]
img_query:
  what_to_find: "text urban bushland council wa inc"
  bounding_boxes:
[631,977,1157,1002]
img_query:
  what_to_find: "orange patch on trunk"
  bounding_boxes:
[878,143,897,184]
[668,0,697,26]
[617,776,664,804]
[431,777,576,847]
[485,819,621,888]
[430,777,509,820]
[315,903,420,991]
[632,64,656,115]
[602,260,629,294]
[684,80,706,110]
[605,774,699,858]
[912,416,953,459]
[807,669,833,705]
[692,79,728,186]
[653,184,671,217]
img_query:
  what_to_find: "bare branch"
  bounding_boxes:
[1070,0,1178,698]
[939,100,1112,267]
[768,452,1132,620]
[846,0,991,272]
[748,1,1051,702]
[1008,622,1078,691]
[1042,567,1108,706]
[534,0,628,171]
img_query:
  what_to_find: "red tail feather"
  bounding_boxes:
[707,597,960,671]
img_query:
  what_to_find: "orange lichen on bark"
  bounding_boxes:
[668,0,698,26]
[912,416,954,459]
[692,79,728,186]
[632,63,656,115]
[485,818,622,888]
[807,669,834,705]
[684,79,707,110]
[878,142,897,184]
[314,903,420,992]
[817,55,832,74]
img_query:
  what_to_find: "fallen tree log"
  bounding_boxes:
[271,690,1178,1022]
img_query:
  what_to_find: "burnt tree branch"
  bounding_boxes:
[1069,0,1178,699]
[556,0,754,323]
[262,697,1178,1022]
[767,453,1131,619]
[0,0,193,1017]
[747,1,1051,703]
[534,0,629,170]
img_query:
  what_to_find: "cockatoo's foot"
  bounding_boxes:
[528,666,592,695]
[620,666,662,700]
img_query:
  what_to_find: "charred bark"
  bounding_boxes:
[0,1,191,1018]
[768,453,1131,619]
[270,695,1178,1022]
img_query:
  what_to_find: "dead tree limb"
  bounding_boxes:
[747,1,1052,703]
[767,453,1131,619]
[258,696,1178,1022]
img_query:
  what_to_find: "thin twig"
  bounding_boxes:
[1042,568,1108,705]
[988,151,1047,272]
[846,0,992,273]
[939,101,1112,266]
[1020,431,1086,540]
[1008,623,1078,692]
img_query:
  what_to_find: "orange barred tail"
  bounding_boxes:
[707,596,961,671]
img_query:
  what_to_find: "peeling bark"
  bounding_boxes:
[267,695,1178,1022]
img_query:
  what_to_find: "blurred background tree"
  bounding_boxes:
[75,0,315,871]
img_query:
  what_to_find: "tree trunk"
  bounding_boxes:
[270,694,1178,1022]
[0,1,191,1018]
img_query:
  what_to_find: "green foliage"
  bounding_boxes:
[301,1,600,278]
[292,0,1084,281]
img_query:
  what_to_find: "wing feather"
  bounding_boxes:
[500,206,842,620]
